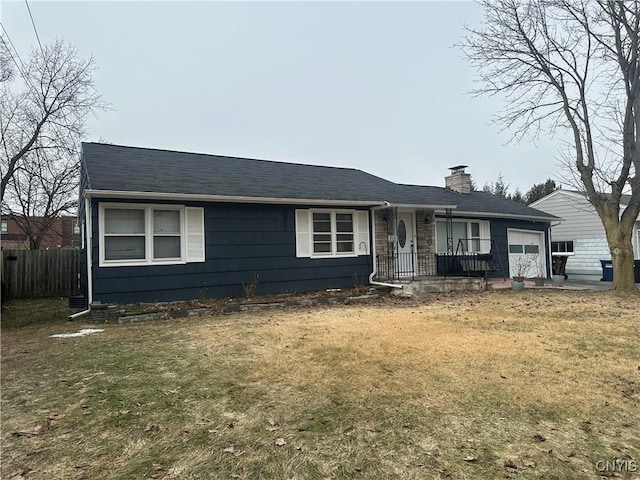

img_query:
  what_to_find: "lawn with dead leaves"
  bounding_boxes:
[1,290,639,479]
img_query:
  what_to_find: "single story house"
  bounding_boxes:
[531,189,640,281]
[78,143,558,304]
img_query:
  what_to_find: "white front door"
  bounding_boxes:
[396,212,415,277]
[507,230,546,278]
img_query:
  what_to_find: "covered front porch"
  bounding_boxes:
[375,251,500,280]
[371,206,505,290]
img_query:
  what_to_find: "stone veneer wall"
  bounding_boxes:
[415,209,437,275]
[415,210,436,256]
[374,209,391,255]
[374,208,437,277]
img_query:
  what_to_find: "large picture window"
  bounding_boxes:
[100,204,205,266]
[435,220,490,253]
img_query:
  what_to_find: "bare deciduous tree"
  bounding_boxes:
[461,0,640,291]
[0,40,14,83]
[1,36,104,247]
[2,146,79,249]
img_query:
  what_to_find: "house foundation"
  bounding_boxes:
[390,276,486,296]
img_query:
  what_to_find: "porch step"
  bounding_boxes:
[390,276,486,296]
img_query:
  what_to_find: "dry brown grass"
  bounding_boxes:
[2,290,639,479]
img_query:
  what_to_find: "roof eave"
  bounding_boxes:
[436,209,558,222]
[83,189,387,207]
[530,189,631,208]
[386,203,458,210]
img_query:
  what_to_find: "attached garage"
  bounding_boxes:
[507,229,547,278]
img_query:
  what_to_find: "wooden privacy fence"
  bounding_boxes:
[1,249,80,298]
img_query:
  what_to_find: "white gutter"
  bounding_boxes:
[372,202,391,210]
[368,203,403,289]
[546,225,553,278]
[386,203,458,210]
[84,189,386,207]
[69,196,93,320]
[435,209,559,222]
[84,190,465,211]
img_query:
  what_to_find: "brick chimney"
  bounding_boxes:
[445,165,472,194]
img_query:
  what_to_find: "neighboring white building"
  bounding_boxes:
[531,190,640,281]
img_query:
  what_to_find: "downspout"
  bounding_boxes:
[546,221,561,278]
[69,195,93,320]
[368,203,403,289]
[546,225,553,278]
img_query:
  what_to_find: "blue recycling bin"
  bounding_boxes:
[600,260,613,282]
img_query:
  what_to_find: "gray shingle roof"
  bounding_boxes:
[82,142,393,203]
[82,142,557,220]
[388,184,557,219]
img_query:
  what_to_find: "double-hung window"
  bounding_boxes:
[153,210,181,259]
[103,208,147,261]
[312,212,333,254]
[469,222,481,252]
[335,213,355,253]
[296,209,369,258]
[311,211,355,255]
[311,211,354,255]
[100,204,205,266]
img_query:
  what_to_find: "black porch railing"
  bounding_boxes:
[376,252,437,280]
[376,251,502,281]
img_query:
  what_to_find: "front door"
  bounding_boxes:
[396,212,415,277]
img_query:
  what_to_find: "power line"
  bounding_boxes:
[24,0,44,57]
[0,23,28,78]
[0,22,38,95]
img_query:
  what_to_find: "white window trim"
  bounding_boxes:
[435,219,491,254]
[467,221,482,253]
[551,240,575,256]
[99,203,187,267]
[1,220,7,233]
[296,208,370,259]
[310,209,357,258]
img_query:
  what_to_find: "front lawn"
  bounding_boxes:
[1,290,638,479]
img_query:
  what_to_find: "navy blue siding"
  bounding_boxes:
[88,199,372,304]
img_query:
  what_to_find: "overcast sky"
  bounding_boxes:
[2,1,567,193]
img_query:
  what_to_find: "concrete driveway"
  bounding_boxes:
[488,278,639,291]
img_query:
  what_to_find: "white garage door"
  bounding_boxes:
[507,230,546,278]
